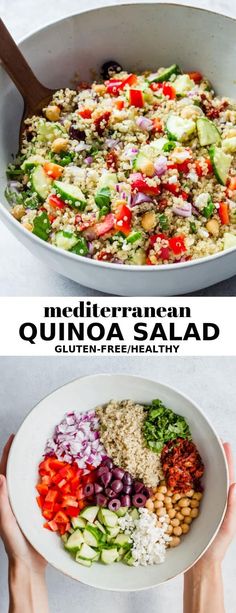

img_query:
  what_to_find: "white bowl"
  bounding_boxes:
[7,373,228,591]
[1,4,236,296]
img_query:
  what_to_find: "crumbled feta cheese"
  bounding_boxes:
[187,170,198,182]
[198,228,209,238]
[194,192,210,209]
[118,508,171,566]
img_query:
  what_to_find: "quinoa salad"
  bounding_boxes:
[36,398,204,567]
[7,61,236,265]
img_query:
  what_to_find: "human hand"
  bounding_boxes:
[0,435,46,575]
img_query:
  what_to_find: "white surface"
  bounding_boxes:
[0,356,236,611]
[0,0,236,297]
[7,373,228,590]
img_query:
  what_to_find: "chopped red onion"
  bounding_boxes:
[84,156,93,165]
[154,156,168,177]
[136,116,153,131]
[172,201,192,217]
[131,192,152,207]
[123,146,139,160]
[105,138,120,149]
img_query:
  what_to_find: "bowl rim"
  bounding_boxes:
[6,372,229,590]
[1,1,236,274]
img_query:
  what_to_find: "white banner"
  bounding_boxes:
[0,297,235,356]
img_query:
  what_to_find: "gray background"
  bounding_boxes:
[0,0,236,296]
[0,356,235,612]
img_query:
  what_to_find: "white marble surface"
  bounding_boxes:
[0,356,236,612]
[1,0,236,296]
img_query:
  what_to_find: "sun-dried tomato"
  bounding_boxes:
[161,437,204,493]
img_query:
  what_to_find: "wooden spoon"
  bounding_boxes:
[0,18,55,145]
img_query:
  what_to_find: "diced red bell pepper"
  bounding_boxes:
[97,251,114,262]
[227,177,236,192]
[162,83,176,99]
[105,79,124,96]
[194,158,212,177]
[48,520,59,532]
[42,509,54,521]
[44,162,63,180]
[94,213,115,237]
[39,458,55,477]
[49,459,66,471]
[114,204,132,235]
[53,511,69,524]
[169,235,187,255]
[79,108,92,119]
[162,181,180,195]
[131,178,161,196]
[120,73,138,89]
[45,490,58,504]
[114,99,125,110]
[36,483,49,497]
[61,496,78,508]
[49,194,66,210]
[219,202,229,225]
[149,233,168,246]
[188,71,202,84]
[129,89,144,108]
[36,495,44,509]
[94,111,111,135]
[106,150,118,170]
[66,506,80,518]
[150,82,163,92]
[152,117,163,133]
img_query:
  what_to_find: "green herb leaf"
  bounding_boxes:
[159,213,169,231]
[163,141,176,152]
[203,199,215,219]
[143,398,192,453]
[95,187,111,210]
[33,212,51,241]
[190,221,197,234]
[70,237,89,256]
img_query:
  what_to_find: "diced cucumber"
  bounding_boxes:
[93,552,100,562]
[80,506,99,523]
[21,155,46,171]
[97,172,117,190]
[174,74,195,95]
[166,115,196,142]
[83,525,102,548]
[61,533,68,544]
[99,509,118,528]
[133,152,153,174]
[123,552,135,566]
[37,120,65,143]
[222,137,236,153]
[31,165,52,200]
[150,137,169,153]
[54,231,79,251]
[114,534,131,547]
[148,64,181,83]
[78,543,98,561]
[71,516,87,530]
[53,180,86,209]
[197,117,221,146]
[209,145,232,185]
[75,556,92,567]
[116,507,128,517]
[94,520,106,534]
[126,231,142,244]
[101,548,119,564]
[223,232,236,250]
[97,508,105,525]
[106,526,120,539]
[130,508,139,521]
[65,529,84,553]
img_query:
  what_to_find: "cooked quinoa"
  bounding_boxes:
[6,62,236,264]
[96,399,163,487]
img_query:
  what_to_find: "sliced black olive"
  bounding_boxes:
[101,60,123,80]
[69,125,86,141]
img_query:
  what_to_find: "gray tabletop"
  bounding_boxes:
[1,0,236,297]
[0,356,236,612]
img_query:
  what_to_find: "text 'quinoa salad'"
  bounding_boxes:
[36,398,204,567]
[7,61,236,265]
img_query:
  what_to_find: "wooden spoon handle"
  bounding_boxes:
[0,19,51,108]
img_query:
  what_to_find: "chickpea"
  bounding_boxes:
[156,507,167,517]
[172,493,181,503]
[181,507,191,517]
[12,204,25,220]
[154,500,163,509]
[145,499,154,512]
[167,525,173,535]
[193,492,203,501]
[93,84,106,95]
[174,506,180,512]
[158,485,168,495]
[141,211,156,231]
[22,222,33,231]
[190,508,199,519]
[164,496,172,505]
[168,508,176,519]
[206,219,219,237]
[181,523,190,534]
[185,490,194,498]
[176,512,184,522]
[152,486,158,494]
[45,104,61,121]
[169,536,181,547]
[173,526,182,536]
[171,518,180,527]
[165,516,170,524]
[190,500,200,509]
[179,498,190,508]
[165,503,173,510]
[155,492,165,502]
[51,137,69,153]
[140,160,155,177]
[184,516,193,525]
[166,489,173,497]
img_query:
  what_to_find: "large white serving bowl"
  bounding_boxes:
[7,373,228,591]
[1,4,236,295]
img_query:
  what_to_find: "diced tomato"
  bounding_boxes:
[150,82,163,92]
[114,204,132,235]
[45,490,58,504]
[39,458,54,477]
[169,235,187,255]
[227,176,236,192]
[129,89,144,108]
[131,178,161,196]
[180,190,189,201]
[152,117,163,133]
[53,511,69,524]
[162,181,180,195]
[162,83,176,99]
[42,509,54,521]
[50,458,66,472]
[44,162,63,180]
[114,99,125,110]
[61,496,78,508]
[47,520,59,532]
[188,71,202,84]
[79,108,92,119]
[48,194,66,210]
[94,213,115,237]
[76,486,86,500]
[105,79,124,96]
[48,213,56,224]
[106,150,118,170]
[175,159,191,174]
[57,479,67,489]
[41,475,51,485]
[194,158,212,177]
[66,506,81,517]
[120,73,138,89]
[36,495,44,509]
[36,483,48,496]
[94,111,111,135]
[205,158,213,174]
[219,202,229,225]
[58,465,75,481]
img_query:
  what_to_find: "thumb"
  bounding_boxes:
[0,475,15,532]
